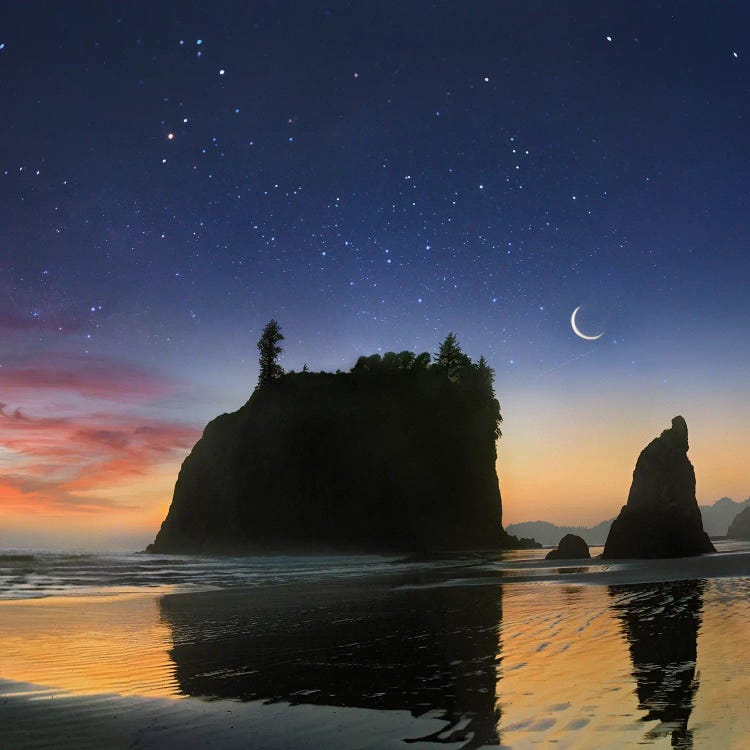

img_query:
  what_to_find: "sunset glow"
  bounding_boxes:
[0,352,200,548]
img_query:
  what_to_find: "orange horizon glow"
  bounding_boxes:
[499,387,750,527]
[2,351,750,549]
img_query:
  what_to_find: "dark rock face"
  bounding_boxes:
[545,533,590,560]
[727,507,750,539]
[603,416,715,559]
[148,369,511,553]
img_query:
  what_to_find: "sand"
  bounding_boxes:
[1,681,460,750]
[3,547,750,749]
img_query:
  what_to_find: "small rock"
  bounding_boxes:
[545,533,590,560]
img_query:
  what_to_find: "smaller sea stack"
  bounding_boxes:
[545,534,590,560]
[603,416,715,559]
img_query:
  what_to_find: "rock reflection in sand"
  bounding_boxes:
[609,580,704,749]
[157,574,732,748]
[159,582,503,748]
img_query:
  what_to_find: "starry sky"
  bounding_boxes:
[2,1,750,550]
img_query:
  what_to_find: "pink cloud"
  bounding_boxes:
[0,408,200,514]
[0,354,201,515]
[0,475,130,514]
[0,353,175,400]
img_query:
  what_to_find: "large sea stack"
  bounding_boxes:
[148,365,512,554]
[602,416,715,559]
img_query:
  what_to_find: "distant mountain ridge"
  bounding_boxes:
[701,497,750,536]
[505,520,613,548]
[507,496,750,546]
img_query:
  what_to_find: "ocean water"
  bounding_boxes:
[0,549,471,600]
[2,541,750,600]
[2,542,750,749]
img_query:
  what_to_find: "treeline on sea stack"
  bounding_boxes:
[148,322,537,554]
[294,333,502,440]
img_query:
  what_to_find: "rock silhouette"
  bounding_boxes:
[727,506,750,539]
[508,496,750,545]
[149,361,520,553]
[603,416,715,559]
[545,533,590,560]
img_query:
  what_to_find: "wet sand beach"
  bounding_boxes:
[3,545,750,749]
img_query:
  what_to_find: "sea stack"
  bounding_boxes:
[602,416,715,559]
[545,533,590,560]
[148,365,511,554]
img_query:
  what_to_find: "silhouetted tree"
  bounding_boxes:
[257,319,284,387]
[412,352,431,370]
[476,356,495,391]
[397,350,416,369]
[356,350,418,371]
[434,332,471,381]
[382,351,400,369]
[474,355,502,438]
[352,354,383,373]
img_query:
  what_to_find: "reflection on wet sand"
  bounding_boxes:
[5,567,750,749]
[158,581,503,748]
[495,583,640,747]
[609,580,704,749]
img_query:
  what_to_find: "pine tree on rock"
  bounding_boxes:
[476,356,495,391]
[257,319,284,387]
[475,355,502,439]
[434,332,471,381]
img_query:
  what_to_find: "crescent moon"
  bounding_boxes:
[571,306,604,341]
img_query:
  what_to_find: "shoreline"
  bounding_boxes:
[3,542,750,605]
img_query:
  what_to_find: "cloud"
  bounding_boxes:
[0,475,128,514]
[0,353,176,400]
[0,353,200,516]
[0,403,69,425]
[75,428,131,450]
[0,409,200,514]
[0,409,200,494]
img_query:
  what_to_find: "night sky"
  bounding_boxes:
[2,2,750,549]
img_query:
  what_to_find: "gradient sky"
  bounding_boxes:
[2,1,749,550]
